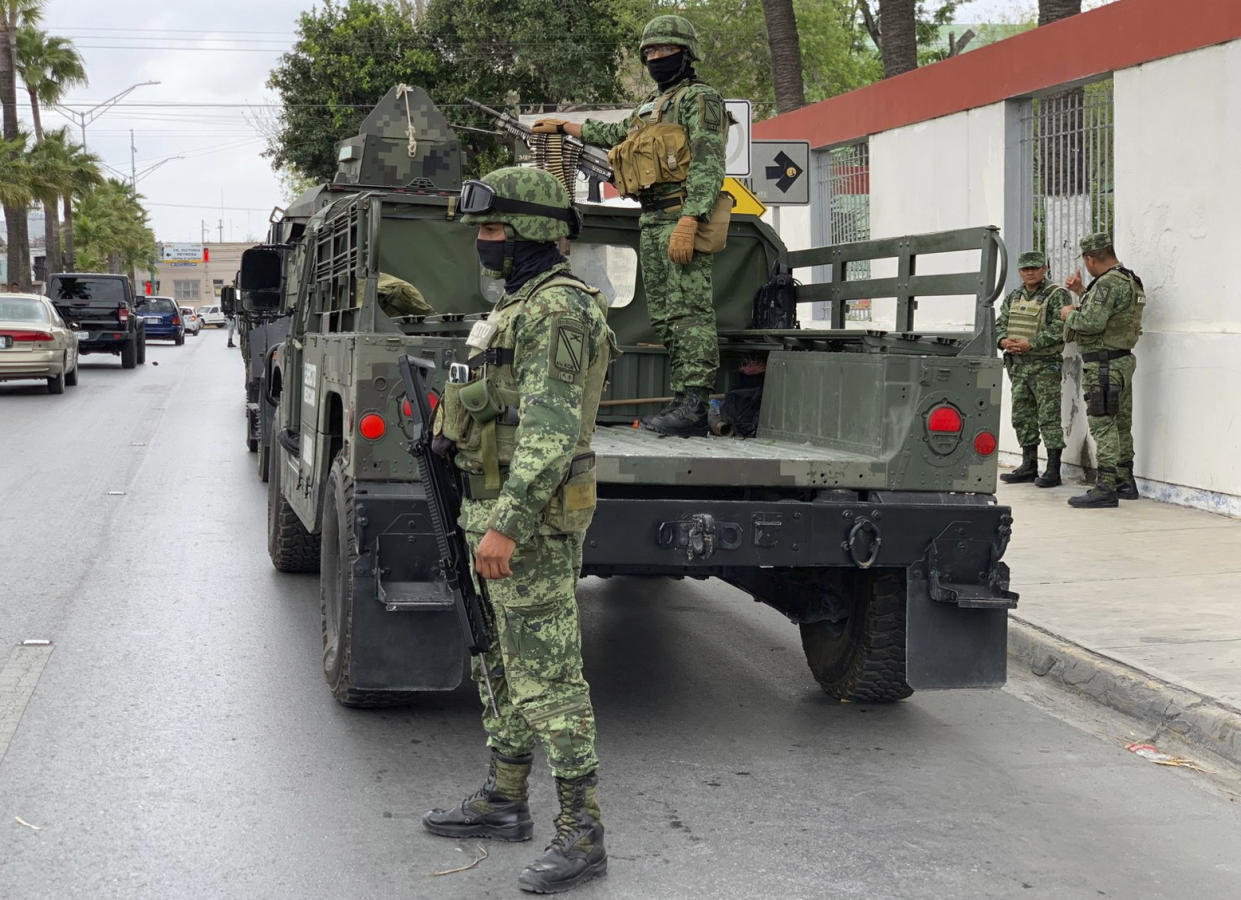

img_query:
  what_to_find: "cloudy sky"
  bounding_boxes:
[29,0,1109,245]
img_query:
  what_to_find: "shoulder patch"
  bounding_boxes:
[549,314,587,385]
[700,95,725,134]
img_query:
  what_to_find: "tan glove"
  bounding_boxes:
[668,216,698,265]
[532,118,568,134]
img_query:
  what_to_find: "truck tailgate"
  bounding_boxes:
[593,425,879,488]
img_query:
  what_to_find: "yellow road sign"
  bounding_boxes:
[722,177,767,217]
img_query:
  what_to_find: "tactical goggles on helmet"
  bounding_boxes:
[459,179,581,238]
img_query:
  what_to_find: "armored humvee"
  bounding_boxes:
[241,86,1017,708]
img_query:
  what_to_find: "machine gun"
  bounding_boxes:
[465,98,614,191]
[398,354,500,717]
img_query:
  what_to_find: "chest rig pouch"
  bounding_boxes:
[609,87,693,198]
[1006,290,1048,343]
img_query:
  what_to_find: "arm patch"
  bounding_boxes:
[700,95,725,134]
[549,316,587,384]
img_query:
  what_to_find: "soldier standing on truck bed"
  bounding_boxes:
[1061,232,1145,508]
[532,14,730,436]
[996,250,1071,488]
[421,167,615,894]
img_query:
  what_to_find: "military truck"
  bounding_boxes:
[241,86,1017,708]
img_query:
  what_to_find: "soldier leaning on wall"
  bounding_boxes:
[1061,232,1145,509]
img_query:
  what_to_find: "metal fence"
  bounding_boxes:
[811,142,871,322]
[1020,80,1114,282]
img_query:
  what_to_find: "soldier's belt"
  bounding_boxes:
[467,347,515,368]
[1080,349,1132,363]
[464,467,509,501]
[640,192,686,212]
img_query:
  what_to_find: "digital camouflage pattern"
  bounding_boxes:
[1066,263,1144,488]
[581,57,727,392]
[455,257,612,779]
[996,278,1071,449]
[1082,352,1136,489]
[460,166,573,243]
[333,85,462,189]
[375,272,432,317]
[1079,231,1113,254]
[1017,250,1046,268]
[639,13,701,60]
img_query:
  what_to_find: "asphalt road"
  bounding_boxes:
[1,332,1239,899]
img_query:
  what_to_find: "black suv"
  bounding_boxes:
[47,273,146,369]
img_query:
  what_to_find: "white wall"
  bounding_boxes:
[1113,38,1241,512]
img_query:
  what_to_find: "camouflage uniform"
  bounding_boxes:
[424,167,611,893]
[580,16,727,406]
[995,275,1070,450]
[1065,233,1144,498]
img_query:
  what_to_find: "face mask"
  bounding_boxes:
[476,238,508,280]
[645,51,685,88]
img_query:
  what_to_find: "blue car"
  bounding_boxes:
[134,296,185,345]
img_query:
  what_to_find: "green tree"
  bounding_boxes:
[16,28,87,277]
[0,132,32,209]
[60,136,102,270]
[24,127,76,274]
[266,0,442,181]
[74,178,156,275]
[0,0,44,289]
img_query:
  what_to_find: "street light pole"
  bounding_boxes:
[52,80,160,148]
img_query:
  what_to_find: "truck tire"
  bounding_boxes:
[267,446,320,573]
[121,338,137,369]
[258,440,270,483]
[320,454,407,707]
[799,570,913,703]
[136,334,146,364]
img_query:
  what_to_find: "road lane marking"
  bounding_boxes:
[0,642,55,766]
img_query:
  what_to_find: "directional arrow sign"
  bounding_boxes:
[750,140,810,206]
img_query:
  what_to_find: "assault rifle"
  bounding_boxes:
[465,98,614,185]
[398,354,499,717]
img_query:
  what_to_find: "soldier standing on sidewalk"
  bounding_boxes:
[1061,232,1144,508]
[996,250,1071,488]
[532,14,728,435]
[421,167,614,893]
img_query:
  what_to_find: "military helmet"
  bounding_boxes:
[459,166,576,242]
[640,14,700,62]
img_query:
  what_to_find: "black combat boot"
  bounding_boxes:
[1035,448,1062,488]
[641,387,708,437]
[1000,445,1039,483]
[518,772,607,894]
[422,750,534,841]
[1068,468,1119,508]
[1116,462,1140,500]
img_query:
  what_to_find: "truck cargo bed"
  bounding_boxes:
[593,425,879,488]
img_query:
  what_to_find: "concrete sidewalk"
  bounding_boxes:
[998,478,1241,766]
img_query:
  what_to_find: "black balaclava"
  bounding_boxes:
[646,50,691,91]
[477,229,564,295]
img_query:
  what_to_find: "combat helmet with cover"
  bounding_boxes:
[459,166,579,242]
[639,14,700,61]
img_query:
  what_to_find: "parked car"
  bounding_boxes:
[198,304,226,328]
[46,272,146,369]
[134,296,185,345]
[180,306,202,336]
[0,293,81,393]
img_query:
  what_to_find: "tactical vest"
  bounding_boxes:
[608,83,696,198]
[1005,287,1049,343]
[440,268,614,534]
[1075,266,1145,352]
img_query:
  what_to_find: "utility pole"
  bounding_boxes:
[130,130,137,191]
[218,219,223,242]
[201,220,207,244]
[53,81,160,149]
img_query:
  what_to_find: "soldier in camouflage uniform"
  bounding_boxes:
[534,14,729,435]
[422,167,613,894]
[996,250,1071,487]
[1061,232,1144,508]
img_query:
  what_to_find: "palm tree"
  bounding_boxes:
[60,135,101,270]
[15,26,85,142]
[878,0,917,78]
[15,27,86,279]
[1039,0,1081,26]
[75,178,155,275]
[0,132,32,208]
[760,0,805,113]
[25,127,72,273]
[0,0,45,288]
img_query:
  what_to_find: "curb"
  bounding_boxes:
[1008,617,1241,768]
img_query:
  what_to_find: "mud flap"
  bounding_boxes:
[904,552,1013,691]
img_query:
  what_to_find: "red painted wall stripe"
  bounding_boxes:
[753,0,1241,149]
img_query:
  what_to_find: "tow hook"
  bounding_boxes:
[657,513,742,562]
[844,517,882,568]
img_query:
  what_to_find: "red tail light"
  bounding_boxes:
[974,431,997,455]
[359,413,386,440]
[428,391,438,410]
[118,306,129,323]
[401,398,412,417]
[172,316,181,325]
[11,331,55,342]
[927,405,963,433]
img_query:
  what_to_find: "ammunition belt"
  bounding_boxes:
[1080,349,1132,363]
[640,192,686,212]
